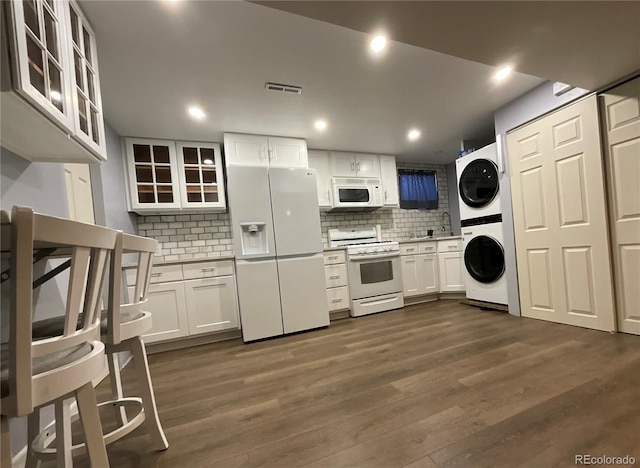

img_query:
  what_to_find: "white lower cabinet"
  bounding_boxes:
[401,253,438,297]
[401,239,465,298]
[130,281,189,344]
[126,259,240,344]
[324,250,350,313]
[420,254,439,294]
[438,251,465,292]
[183,276,239,335]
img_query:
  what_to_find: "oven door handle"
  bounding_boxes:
[349,253,399,261]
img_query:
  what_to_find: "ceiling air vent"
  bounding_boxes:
[265,82,302,95]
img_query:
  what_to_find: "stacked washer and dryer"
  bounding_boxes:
[456,143,508,306]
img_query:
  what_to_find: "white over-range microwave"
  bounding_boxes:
[330,178,384,211]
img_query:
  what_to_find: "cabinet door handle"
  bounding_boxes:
[150,272,162,277]
[328,255,339,260]
[351,161,355,172]
[405,259,416,263]
[327,190,330,201]
[357,162,361,172]
[331,298,343,303]
[268,148,273,160]
[261,147,267,160]
[329,275,340,280]
[384,190,388,201]
[406,248,415,252]
[201,267,216,272]
[448,245,458,249]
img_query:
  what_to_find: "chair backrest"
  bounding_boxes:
[106,232,157,345]
[8,206,117,417]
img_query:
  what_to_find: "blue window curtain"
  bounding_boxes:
[398,170,438,210]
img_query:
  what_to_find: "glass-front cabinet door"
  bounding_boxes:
[8,0,74,131]
[66,0,105,157]
[176,142,226,210]
[125,138,181,212]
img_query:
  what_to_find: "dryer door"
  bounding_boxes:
[458,159,499,208]
[464,235,505,283]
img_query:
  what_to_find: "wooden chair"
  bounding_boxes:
[29,231,168,462]
[0,206,116,467]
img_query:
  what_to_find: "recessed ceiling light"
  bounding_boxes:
[370,35,387,53]
[203,158,214,165]
[493,65,513,82]
[314,120,327,131]
[408,129,421,141]
[188,106,206,121]
[50,91,62,102]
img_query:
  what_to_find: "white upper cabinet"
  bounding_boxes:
[1,0,106,162]
[330,151,357,177]
[125,138,228,213]
[379,155,399,206]
[224,133,308,168]
[308,150,332,208]
[125,138,182,212]
[223,133,269,167]
[176,141,226,211]
[66,0,105,157]
[330,152,380,178]
[268,136,308,168]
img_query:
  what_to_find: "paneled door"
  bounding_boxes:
[600,77,640,335]
[507,95,615,331]
[64,163,95,223]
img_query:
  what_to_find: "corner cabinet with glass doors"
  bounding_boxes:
[124,138,227,214]
[1,0,106,162]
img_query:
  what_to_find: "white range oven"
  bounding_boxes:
[328,227,404,317]
[330,178,384,211]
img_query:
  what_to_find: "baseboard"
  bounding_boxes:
[404,294,439,306]
[461,299,509,312]
[330,309,350,321]
[146,329,242,354]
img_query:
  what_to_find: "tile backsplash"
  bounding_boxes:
[139,161,451,261]
[137,213,233,262]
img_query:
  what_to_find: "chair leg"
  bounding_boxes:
[25,410,40,468]
[107,352,127,426]
[130,337,168,451]
[75,383,109,468]
[1,415,11,468]
[55,399,73,468]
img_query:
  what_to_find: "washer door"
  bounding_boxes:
[458,159,499,208]
[464,235,505,283]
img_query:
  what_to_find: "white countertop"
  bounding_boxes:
[124,255,235,268]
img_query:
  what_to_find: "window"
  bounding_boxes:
[398,169,438,210]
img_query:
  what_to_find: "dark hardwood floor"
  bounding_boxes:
[70,300,640,467]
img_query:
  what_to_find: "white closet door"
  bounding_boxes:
[507,95,615,331]
[601,77,640,335]
[64,163,95,223]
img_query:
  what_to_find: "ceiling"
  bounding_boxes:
[81,1,547,164]
[258,1,640,92]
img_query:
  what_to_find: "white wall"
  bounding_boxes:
[494,81,589,316]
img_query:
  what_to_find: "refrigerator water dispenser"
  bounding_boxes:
[240,222,268,255]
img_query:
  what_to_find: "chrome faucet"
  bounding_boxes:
[442,211,451,234]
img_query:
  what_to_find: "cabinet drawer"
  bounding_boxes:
[418,242,437,254]
[324,251,346,265]
[400,243,419,256]
[327,286,350,311]
[182,260,234,280]
[437,239,463,253]
[125,264,183,286]
[324,264,348,288]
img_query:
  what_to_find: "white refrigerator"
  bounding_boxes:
[227,166,329,342]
